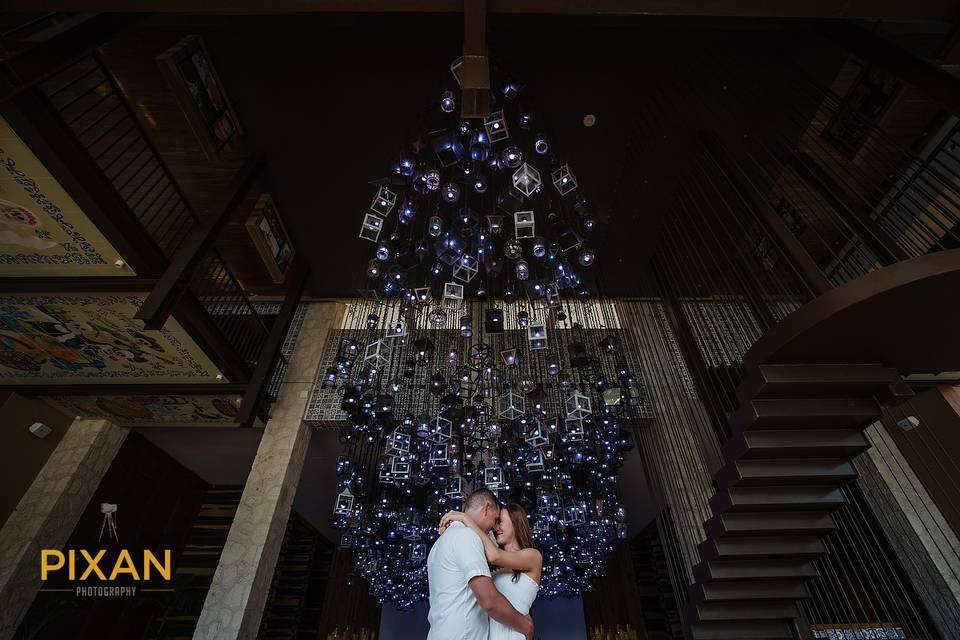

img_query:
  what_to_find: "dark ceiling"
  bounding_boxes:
[147,14,846,297]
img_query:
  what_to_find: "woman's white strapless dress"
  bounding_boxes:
[489,569,539,640]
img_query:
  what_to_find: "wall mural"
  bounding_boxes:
[0,294,221,383]
[45,394,241,426]
[0,116,128,276]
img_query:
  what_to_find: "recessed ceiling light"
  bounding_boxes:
[583,114,596,127]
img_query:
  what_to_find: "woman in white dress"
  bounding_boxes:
[440,503,542,640]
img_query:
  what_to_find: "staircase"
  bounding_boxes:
[686,363,911,640]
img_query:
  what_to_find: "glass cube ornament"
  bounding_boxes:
[565,416,586,442]
[498,389,525,419]
[370,186,397,216]
[484,466,503,489]
[525,448,545,472]
[552,164,578,195]
[562,502,587,526]
[410,543,427,562]
[413,287,432,305]
[499,347,519,367]
[484,110,509,142]
[386,431,411,457]
[384,320,407,342]
[566,391,592,418]
[359,213,385,242]
[453,254,479,283]
[364,339,392,368]
[391,458,411,481]
[514,211,536,239]
[527,323,547,350]
[339,533,354,549]
[525,420,550,447]
[487,215,504,236]
[538,489,560,511]
[430,416,453,443]
[430,444,449,465]
[512,163,541,198]
[334,487,355,516]
[446,476,466,499]
[443,282,464,302]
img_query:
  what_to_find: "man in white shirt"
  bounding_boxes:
[426,488,534,640]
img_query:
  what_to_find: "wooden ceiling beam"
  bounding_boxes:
[0,2,955,20]
[6,383,247,396]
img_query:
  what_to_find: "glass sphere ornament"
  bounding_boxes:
[473,175,488,193]
[504,238,522,260]
[376,241,390,262]
[534,135,549,156]
[487,153,501,172]
[578,247,596,266]
[424,170,441,191]
[440,90,456,113]
[517,310,529,327]
[429,307,446,327]
[546,359,560,376]
[428,216,443,237]
[429,372,446,395]
[442,183,461,203]
[518,379,536,394]
[367,313,379,329]
[502,146,523,168]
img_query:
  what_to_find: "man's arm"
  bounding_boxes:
[469,575,533,640]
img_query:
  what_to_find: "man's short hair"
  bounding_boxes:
[463,488,499,513]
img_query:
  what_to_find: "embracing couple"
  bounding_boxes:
[426,488,542,640]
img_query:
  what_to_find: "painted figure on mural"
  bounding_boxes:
[0,302,177,375]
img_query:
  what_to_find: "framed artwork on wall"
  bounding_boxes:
[246,194,295,284]
[157,35,242,161]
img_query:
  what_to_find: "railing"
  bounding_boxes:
[34,52,284,389]
[189,251,271,370]
[38,52,200,258]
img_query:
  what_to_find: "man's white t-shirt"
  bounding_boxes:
[426,521,491,640]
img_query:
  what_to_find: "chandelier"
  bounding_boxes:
[325,72,642,609]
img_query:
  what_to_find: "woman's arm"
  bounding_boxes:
[438,511,542,572]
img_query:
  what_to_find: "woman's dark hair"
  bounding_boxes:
[504,503,536,582]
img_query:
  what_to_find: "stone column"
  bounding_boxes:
[194,301,342,640]
[0,418,128,639]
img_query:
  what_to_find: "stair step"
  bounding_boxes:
[725,429,871,459]
[732,397,881,431]
[691,619,795,639]
[711,486,846,513]
[705,511,835,537]
[691,579,809,603]
[692,599,798,622]
[717,458,858,489]
[699,535,826,561]
[694,558,818,582]
[739,363,900,402]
